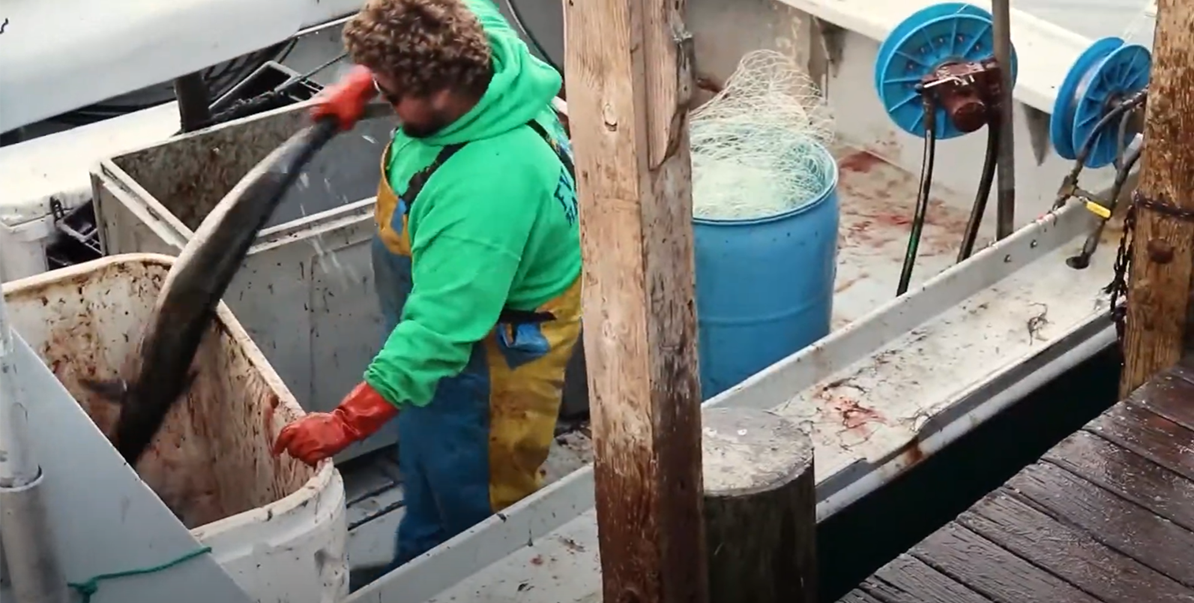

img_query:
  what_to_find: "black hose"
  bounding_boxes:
[1120,145,1143,183]
[897,99,937,297]
[1074,90,1146,168]
[1053,90,1147,209]
[1067,143,1143,270]
[957,120,1000,263]
[1114,104,1140,170]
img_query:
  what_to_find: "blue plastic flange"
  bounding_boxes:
[1049,38,1123,162]
[1050,36,1150,168]
[874,3,1019,140]
[874,3,990,92]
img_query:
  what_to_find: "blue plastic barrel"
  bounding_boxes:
[693,142,840,400]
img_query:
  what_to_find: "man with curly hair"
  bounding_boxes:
[272,0,580,569]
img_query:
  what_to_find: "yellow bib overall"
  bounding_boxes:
[372,120,582,567]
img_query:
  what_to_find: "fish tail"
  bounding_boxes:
[81,378,130,404]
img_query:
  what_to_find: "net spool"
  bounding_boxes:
[874,3,1019,140]
[1049,37,1151,169]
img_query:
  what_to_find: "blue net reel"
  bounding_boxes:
[874,3,1019,140]
[1050,36,1151,169]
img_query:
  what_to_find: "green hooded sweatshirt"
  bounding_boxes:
[363,0,580,408]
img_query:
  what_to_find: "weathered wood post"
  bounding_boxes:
[1119,0,1194,397]
[701,408,817,603]
[563,0,710,601]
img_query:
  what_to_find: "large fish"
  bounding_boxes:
[83,116,343,467]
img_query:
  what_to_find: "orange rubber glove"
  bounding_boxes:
[272,382,398,466]
[310,65,379,131]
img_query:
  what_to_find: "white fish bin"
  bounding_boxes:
[1,254,348,603]
[90,103,394,460]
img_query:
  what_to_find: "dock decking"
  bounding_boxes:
[840,356,1194,603]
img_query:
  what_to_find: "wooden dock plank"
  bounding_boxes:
[1131,361,1194,432]
[910,524,1103,603]
[838,590,886,603]
[1085,362,1194,483]
[1082,402,1194,483]
[1043,429,1194,531]
[860,555,992,603]
[1009,460,1194,586]
[959,489,1193,603]
[837,361,1194,603]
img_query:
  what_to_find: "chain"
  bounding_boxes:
[1104,190,1194,345]
[1104,200,1135,343]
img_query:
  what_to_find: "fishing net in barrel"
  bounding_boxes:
[690,49,836,221]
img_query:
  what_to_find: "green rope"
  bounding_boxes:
[67,546,213,603]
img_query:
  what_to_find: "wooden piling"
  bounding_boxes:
[562,0,709,600]
[1120,0,1194,397]
[701,408,817,603]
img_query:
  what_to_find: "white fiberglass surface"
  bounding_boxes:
[1012,0,1155,46]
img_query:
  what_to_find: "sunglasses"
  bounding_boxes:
[373,77,402,105]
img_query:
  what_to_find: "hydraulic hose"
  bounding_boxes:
[1053,90,1147,210]
[1075,90,1146,170]
[897,98,937,297]
[1067,139,1143,269]
[1061,98,1147,269]
[957,120,1000,263]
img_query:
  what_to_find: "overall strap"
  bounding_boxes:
[401,142,467,211]
[397,120,574,325]
[402,118,572,209]
[524,119,575,180]
[502,118,576,325]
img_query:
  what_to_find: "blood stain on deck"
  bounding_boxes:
[834,148,975,258]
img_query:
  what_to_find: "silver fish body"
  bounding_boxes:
[84,118,340,467]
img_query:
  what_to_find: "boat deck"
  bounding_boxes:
[841,356,1194,603]
[828,142,991,329]
[341,130,1125,595]
[340,141,982,567]
[341,133,1126,596]
[348,208,1119,601]
[343,426,595,568]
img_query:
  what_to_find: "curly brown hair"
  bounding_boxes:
[343,0,492,99]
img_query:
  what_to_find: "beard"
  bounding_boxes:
[400,116,449,139]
